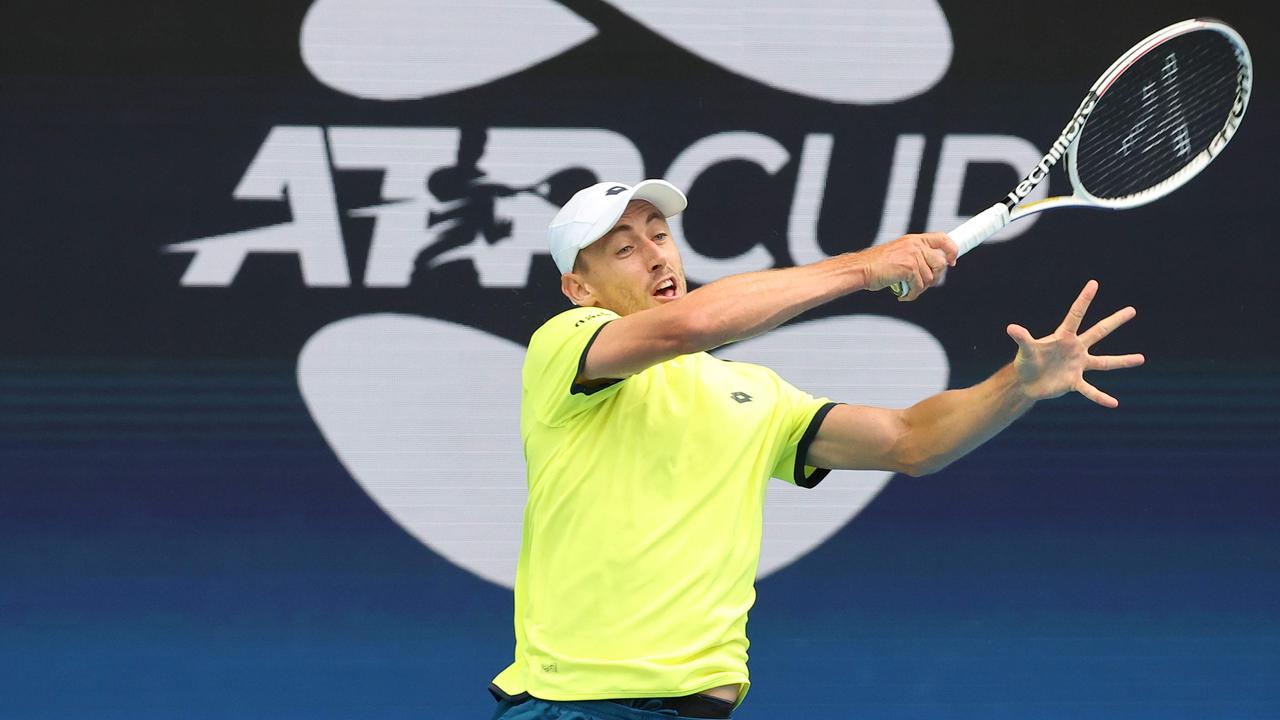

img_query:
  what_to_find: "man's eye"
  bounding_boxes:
[616,246,633,256]
[654,233,668,242]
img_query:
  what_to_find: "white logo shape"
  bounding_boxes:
[300,0,952,104]
[608,0,953,104]
[300,0,595,101]
[298,314,948,587]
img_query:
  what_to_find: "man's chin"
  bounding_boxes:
[618,290,680,314]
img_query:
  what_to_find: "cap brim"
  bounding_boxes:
[630,179,688,218]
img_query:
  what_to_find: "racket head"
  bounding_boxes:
[1065,19,1252,210]
[894,19,1252,298]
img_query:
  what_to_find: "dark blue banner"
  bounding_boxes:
[2,1,1277,718]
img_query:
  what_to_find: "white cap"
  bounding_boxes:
[547,180,687,274]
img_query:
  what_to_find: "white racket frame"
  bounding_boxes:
[892,18,1252,295]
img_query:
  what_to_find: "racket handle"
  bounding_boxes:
[949,203,1011,256]
[889,203,1011,297]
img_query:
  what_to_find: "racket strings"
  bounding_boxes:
[1082,49,1233,178]
[1075,31,1242,200]
[1079,42,1238,191]
[1081,62,1234,186]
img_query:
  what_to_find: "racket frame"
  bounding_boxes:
[1065,18,1252,212]
[890,18,1252,296]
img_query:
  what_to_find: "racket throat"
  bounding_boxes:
[1007,92,1097,208]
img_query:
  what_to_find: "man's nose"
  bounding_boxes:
[641,238,665,270]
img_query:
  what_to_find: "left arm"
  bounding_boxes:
[806,280,1145,476]
[806,364,1032,477]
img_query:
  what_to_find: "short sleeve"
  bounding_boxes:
[524,306,626,427]
[768,374,839,489]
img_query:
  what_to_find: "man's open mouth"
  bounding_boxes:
[653,278,677,298]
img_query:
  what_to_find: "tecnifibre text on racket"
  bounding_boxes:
[891,18,1251,297]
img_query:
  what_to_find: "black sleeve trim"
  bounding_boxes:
[570,321,624,396]
[794,401,840,489]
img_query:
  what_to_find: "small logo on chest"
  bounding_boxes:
[730,391,753,404]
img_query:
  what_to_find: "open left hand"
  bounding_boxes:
[1007,280,1145,408]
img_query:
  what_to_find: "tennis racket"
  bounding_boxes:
[891,17,1252,297]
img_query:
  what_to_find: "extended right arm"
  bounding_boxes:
[583,233,957,381]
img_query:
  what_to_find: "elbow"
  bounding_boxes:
[891,434,946,478]
[899,457,946,478]
[900,448,956,477]
[894,452,928,478]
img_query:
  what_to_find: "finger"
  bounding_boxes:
[1059,279,1098,334]
[1079,306,1137,348]
[1075,379,1118,408]
[1088,353,1145,371]
[917,252,936,287]
[901,266,927,302]
[926,248,949,274]
[925,232,960,265]
[1006,323,1035,349]
[906,274,926,299]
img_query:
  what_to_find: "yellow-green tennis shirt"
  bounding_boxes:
[492,306,837,703]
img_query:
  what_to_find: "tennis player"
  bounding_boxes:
[489,180,1143,719]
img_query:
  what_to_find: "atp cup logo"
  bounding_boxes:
[167,0,1047,588]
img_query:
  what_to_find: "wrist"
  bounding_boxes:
[1003,363,1039,407]
[838,251,875,291]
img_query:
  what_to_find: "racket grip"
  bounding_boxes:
[949,203,1011,256]
[889,203,1011,297]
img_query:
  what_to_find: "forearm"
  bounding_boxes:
[676,252,872,351]
[898,363,1035,475]
[580,232,954,380]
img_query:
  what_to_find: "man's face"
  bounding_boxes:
[564,200,687,315]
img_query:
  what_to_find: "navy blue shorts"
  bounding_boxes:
[489,692,734,720]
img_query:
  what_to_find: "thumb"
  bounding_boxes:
[1006,323,1035,348]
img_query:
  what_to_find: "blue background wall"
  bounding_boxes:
[2,1,1277,717]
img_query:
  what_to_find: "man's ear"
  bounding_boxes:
[561,272,596,307]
